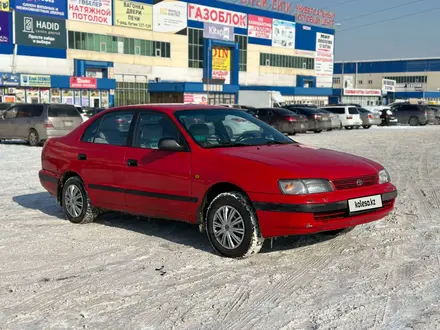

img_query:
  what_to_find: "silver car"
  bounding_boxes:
[318,109,342,130]
[356,107,382,129]
[0,103,83,146]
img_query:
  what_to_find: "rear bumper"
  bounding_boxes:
[313,121,331,131]
[39,170,59,197]
[249,184,397,238]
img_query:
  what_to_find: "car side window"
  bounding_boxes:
[31,105,44,117]
[348,107,359,114]
[5,106,17,119]
[81,111,134,146]
[132,112,182,150]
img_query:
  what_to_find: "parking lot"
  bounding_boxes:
[1,126,440,330]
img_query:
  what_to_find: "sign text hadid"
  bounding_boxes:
[295,5,335,28]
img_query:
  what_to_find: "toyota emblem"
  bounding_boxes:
[356,179,363,186]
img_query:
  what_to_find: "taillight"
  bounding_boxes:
[286,116,296,122]
[44,120,53,128]
[347,116,353,120]
[313,114,320,120]
[368,114,373,119]
[425,111,428,117]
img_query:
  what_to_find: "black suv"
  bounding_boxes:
[390,103,435,126]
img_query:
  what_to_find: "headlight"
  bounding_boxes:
[378,168,391,184]
[279,179,334,195]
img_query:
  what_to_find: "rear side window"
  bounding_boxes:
[81,111,134,146]
[326,107,345,114]
[348,107,359,114]
[273,108,294,115]
[48,105,81,117]
[31,105,44,117]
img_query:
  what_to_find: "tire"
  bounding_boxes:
[409,116,419,126]
[28,129,40,147]
[314,130,322,133]
[345,126,353,130]
[320,226,355,236]
[363,125,371,129]
[225,126,233,138]
[327,128,333,132]
[290,131,296,136]
[435,117,440,125]
[62,176,98,224]
[205,192,264,259]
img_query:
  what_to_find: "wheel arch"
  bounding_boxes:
[57,171,85,206]
[196,182,250,228]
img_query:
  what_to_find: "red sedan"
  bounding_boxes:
[39,105,397,258]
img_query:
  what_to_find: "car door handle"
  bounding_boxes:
[127,159,138,167]
[78,153,87,160]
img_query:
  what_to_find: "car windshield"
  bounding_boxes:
[174,109,295,148]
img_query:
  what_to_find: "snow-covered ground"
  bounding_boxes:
[1,126,440,330]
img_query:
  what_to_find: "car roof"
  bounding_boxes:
[103,104,230,115]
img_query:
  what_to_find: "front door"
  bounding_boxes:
[76,110,135,209]
[0,106,19,138]
[123,111,195,222]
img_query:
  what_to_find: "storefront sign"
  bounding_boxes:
[184,93,208,105]
[344,89,381,96]
[212,48,231,84]
[15,12,66,49]
[272,19,295,49]
[295,5,335,28]
[70,77,97,89]
[0,0,9,12]
[2,95,16,102]
[15,0,66,18]
[217,0,295,15]
[382,79,396,93]
[0,11,10,43]
[203,23,234,41]
[188,3,247,28]
[114,0,152,30]
[20,74,51,87]
[315,32,334,88]
[0,73,19,86]
[248,15,272,39]
[68,0,112,25]
[153,1,187,34]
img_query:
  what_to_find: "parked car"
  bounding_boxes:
[321,105,363,129]
[317,109,342,130]
[356,107,382,129]
[220,104,256,110]
[248,107,308,135]
[74,105,90,122]
[390,103,435,126]
[428,105,440,125]
[0,103,83,146]
[39,104,397,258]
[379,108,398,126]
[284,106,331,133]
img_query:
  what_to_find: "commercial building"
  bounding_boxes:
[332,58,440,106]
[0,0,336,107]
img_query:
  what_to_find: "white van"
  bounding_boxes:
[321,105,363,129]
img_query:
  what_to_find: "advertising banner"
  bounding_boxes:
[382,79,396,93]
[272,19,295,49]
[203,23,234,41]
[0,73,20,86]
[15,12,66,49]
[212,48,231,84]
[70,77,97,89]
[216,0,295,15]
[20,74,51,87]
[68,0,112,25]
[153,1,187,34]
[15,0,66,18]
[315,32,334,88]
[114,0,152,30]
[0,0,9,11]
[344,89,381,96]
[184,93,208,105]
[188,3,247,28]
[248,15,272,39]
[0,11,9,44]
[295,5,335,28]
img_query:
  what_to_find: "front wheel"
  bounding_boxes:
[28,129,40,147]
[62,176,98,224]
[363,125,371,129]
[345,126,353,130]
[206,192,264,258]
[409,116,419,126]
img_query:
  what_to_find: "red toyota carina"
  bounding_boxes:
[39,105,397,258]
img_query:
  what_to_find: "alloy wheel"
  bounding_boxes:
[213,205,245,250]
[64,184,84,218]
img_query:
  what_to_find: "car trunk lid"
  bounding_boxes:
[47,105,83,130]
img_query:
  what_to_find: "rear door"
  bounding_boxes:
[47,104,83,136]
[77,110,135,209]
[348,107,361,124]
[0,106,18,138]
[14,104,33,139]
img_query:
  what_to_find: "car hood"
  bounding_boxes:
[217,143,381,180]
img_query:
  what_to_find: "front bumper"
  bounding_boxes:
[250,183,397,238]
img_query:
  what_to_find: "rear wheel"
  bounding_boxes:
[320,226,355,236]
[62,176,98,224]
[345,126,353,130]
[409,116,419,126]
[314,130,322,133]
[28,129,40,147]
[363,125,371,129]
[206,192,264,258]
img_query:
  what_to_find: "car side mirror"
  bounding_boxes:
[158,138,185,151]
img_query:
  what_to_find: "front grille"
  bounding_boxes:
[332,174,378,190]
[314,199,393,221]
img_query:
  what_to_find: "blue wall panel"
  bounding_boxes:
[17,46,66,59]
[295,24,335,51]
[248,37,271,46]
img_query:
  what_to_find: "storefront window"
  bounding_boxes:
[51,88,61,103]
[188,28,203,69]
[81,90,90,107]
[40,89,50,103]
[101,90,109,108]
[115,81,149,106]
[208,93,236,105]
[260,53,314,70]
[235,35,247,72]
[62,89,74,104]
[26,88,39,103]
